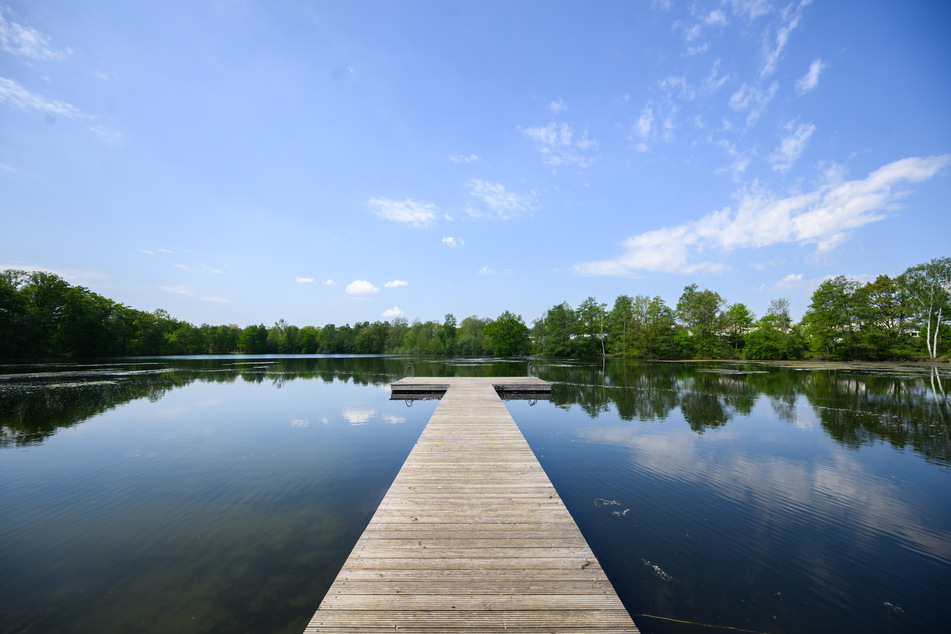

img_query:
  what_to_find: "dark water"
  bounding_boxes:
[1,356,949,633]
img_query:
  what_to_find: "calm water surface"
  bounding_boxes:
[1,356,949,633]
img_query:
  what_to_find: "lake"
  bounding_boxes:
[1,356,949,633]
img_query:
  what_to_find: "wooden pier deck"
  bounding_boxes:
[305,377,639,633]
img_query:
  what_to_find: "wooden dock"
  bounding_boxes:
[305,377,639,633]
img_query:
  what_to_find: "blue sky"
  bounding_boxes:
[2,0,949,328]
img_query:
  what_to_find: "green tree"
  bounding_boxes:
[767,298,792,332]
[483,311,531,357]
[0,270,38,356]
[723,302,755,356]
[299,325,319,353]
[901,258,951,360]
[577,297,607,357]
[676,284,725,359]
[743,316,806,360]
[606,295,634,357]
[642,297,676,359]
[539,302,577,357]
[456,316,491,355]
[803,276,859,359]
[317,324,336,353]
[853,275,914,359]
[238,324,268,353]
[438,314,458,355]
[386,317,408,353]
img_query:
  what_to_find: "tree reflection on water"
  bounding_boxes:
[1,356,949,463]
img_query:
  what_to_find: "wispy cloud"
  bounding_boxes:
[760,1,809,78]
[659,75,695,101]
[729,0,772,21]
[161,285,193,296]
[345,280,379,295]
[0,9,71,60]
[700,59,730,95]
[296,277,314,283]
[449,152,480,163]
[634,104,654,151]
[382,306,403,318]
[89,125,124,144]
[369,197,437,227]
[796,59,826,94]
[550,97,567,114]
[728,81,777,126]
[769,121,816,171]
[384,279,408,288]
[202,296,229,303]
[467,179,536,219]
[324,279,335,286]
[0,77,91,119]
[93,70,120,81]
[576,154,951,275]
[704,9,728,25]
[441,236,463,248]
[521,122,596,167]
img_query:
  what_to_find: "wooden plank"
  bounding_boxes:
[304,377,638,634]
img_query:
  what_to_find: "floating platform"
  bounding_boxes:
[304,377,638,633]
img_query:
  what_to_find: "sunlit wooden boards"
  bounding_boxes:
[304,377,639,633]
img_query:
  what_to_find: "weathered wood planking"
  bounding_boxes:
[304,377,639,633]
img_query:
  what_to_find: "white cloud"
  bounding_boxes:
[576,154,951,275]
[756,273,824,299]
[636,104,654,140]
[382,306,403,318]
[0,77,91,119]
[467,179,536,219]
[89,125,123,144]
[728,0,771,20]
[796,59,826,94]
[760,1,808,77]
[0,10,71,60]
[705,9,728,25]
[769,121,816,171]
[701,59,729,95]
[384,279,408,288]
[324,279,335,285]
[479,265,492,275]
[296,277,314,283]
[368,197,437,227]
[521,122,596,167]
[659,75,695,100]
[728,81,777,126]
[161,285,193,296]
[202,296,229,303]
[141,249,154,255]
[345,280,379,295]
[550,98,567,114]
[441,236,464,248]
[93,70,120,81]
[449,153,480,163]
[686,42,710,56]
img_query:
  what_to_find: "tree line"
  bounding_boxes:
[1,257,948,361]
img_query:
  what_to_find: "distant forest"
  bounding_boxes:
[2,257,949,362]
